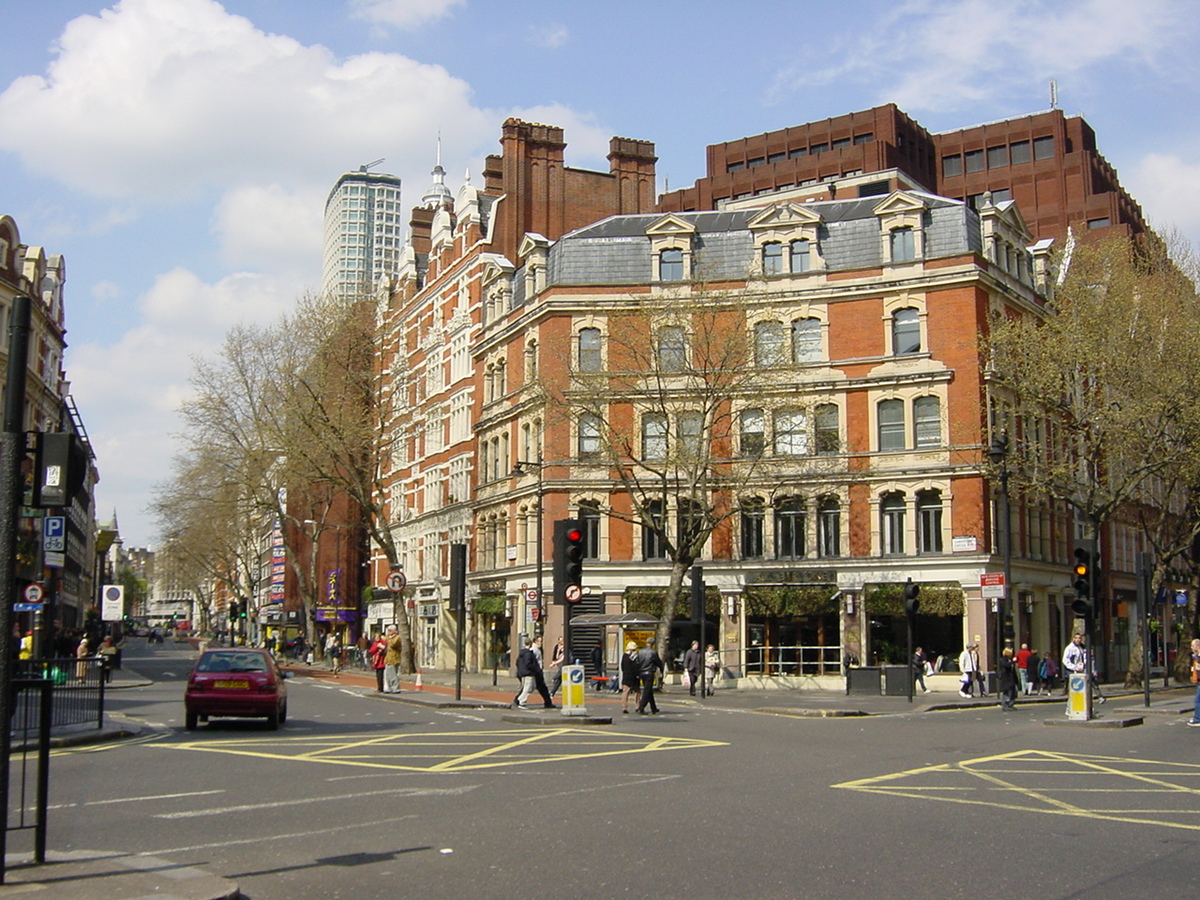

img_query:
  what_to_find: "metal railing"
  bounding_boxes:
[13,658,106,731]
[736,644,844,677]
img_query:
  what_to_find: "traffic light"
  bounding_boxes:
[228,601,239,620]
[552,518,585,603]
[1071,546,1093,616]
[691,565,705,622]
[903,578,921,616]
[34,432,89,507]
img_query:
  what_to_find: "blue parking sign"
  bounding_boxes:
[44,516,66,552]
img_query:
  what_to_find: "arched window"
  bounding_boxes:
[642,413,668,459]
[578,328,602,373]
[880,492,906,555]
[740,409,764,458]
[792,317,821,363]
[877,399,906,451]
[761,241,784,275]
[814,403,839,454]
[741,498,765,559]
[790,239,811,273]
[817,496,840,558]
[917,489,943,554]
[678,410,703,458]
[578,414,602,459]
[657,325,687,372]
[775,497,806,559]
[913,396,941,448]
[892,308,921,355]
[754,320,786,367]
[659,248,684,281]
[774,409,809,456]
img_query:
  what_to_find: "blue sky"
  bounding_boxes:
[1,0,1197,548]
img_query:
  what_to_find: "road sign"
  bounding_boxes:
[101,584,125,622]
[526,588,538,601]
[24,584,43,603]
[564,584,582,603]
[530,606,541,621]
[13,603,43,612]
[980,573,1006,599]
[386,571,407,592]
[43,516,65,553]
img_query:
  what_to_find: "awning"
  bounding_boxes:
[568,613,660,626]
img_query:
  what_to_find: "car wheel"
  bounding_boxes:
[185,710,198,731]
[279,701,288,724]
[267,708,280,730]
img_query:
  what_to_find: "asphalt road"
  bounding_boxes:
[37,639,1200,900]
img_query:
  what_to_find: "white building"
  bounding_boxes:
[321,164,404,300]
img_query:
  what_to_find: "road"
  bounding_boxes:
[33,639,1200,900]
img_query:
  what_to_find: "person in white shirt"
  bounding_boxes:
[957,642,981,698]
[1062,633,1104,703]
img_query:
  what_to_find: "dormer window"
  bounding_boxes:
[790,239,811,273]
[890,227,916,262]
[762,241,784,275]
[659,248,684,281]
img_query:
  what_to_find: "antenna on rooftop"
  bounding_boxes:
[359,158,385,173]
[1049,80,1058,110]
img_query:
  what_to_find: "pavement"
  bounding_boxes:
[3,655,1194,899]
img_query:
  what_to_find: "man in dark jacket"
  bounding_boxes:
[635,639,664,714]
[513,636,555,709]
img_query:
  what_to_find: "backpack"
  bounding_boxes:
[1040,657,1057,679]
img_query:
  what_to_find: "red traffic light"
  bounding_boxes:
[567,529,582,543]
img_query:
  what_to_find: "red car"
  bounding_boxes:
[185,648,289,730]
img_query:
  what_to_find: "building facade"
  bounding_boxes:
[321,165,405,301]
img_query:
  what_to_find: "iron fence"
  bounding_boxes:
[13,658,106,731]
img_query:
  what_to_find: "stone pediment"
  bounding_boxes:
[747,202,823,231]
[873,191,928,218]
[644,213,697,237]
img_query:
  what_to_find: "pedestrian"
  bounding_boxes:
[957,642,981,698]
[704,644,720,696]
[1187,638,1200,727]
[997,647,1018,711]
[683,640,701,696]
[97,635,119,684]
[18,631,32,661]
[589,640,605,690]
[1038,654,1058,694]
[328,634,342,676]
[635,639,664,715]
[75,633,90,681]
[382,625,404,693]
[513,636,555,709]
[369,632,388,692]
[620,641,640,713]
[356,633,370,669]
[1015,643,1032,695]
[913,646,931,693]
[1062,632,1104,703]
[547,636,566,694]
[1025,647,1042,695]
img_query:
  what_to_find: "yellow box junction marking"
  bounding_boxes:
[833,749,1200,832]
[159,728,726,773]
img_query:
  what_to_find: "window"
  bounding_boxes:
[1010,140,1031,164]
[917,490,944,554]
[643,501,666,560]
[775,497,806,559]
[814,403,839,454]
[761,241,784,275]
[1087,217,1111,230]
[964,149,984,173]
[913,396,941,448]
[878,399,906,451]
[881,492,906,554]
[754,320,786,367]
[788,147,808,159]
[677,411,703,458]
[578,413,602,458]
[741,500,765,559]
[892,307,921,355]
[741,409,765,458]
[642,413,667,459]
[657,325,687,372]
[942,154,963,177]
[748,157,765,168]
[659,248,684,281]
[774,409,809,456]
[579,501,601,559]
[832,137,851,150]
[890,227,916,262]
[790,239,811,273]
[1033,136,1055,160]
[817,497,841,557]
[987,145,1008,168]
[726,161,745,173]
[578,327,602,373]
[810,142,828,155]
[854,133,873,145]
[792,317,822,362]
[990,188,1012,204]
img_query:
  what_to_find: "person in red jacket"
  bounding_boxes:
[1015,643,1033,695]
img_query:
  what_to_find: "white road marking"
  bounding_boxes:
[154,784,478,819]
[127,815,418,855]
[47,790,225,810]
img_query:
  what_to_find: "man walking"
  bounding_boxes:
[382,625,404,693]
[513,636,556,709]
[957,642,981,698]
[635,638,664,714]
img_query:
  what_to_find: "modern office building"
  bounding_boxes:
[321,164,404,300]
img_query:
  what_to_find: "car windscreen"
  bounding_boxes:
[197,653,270,673]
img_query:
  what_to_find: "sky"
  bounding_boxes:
[0,0,1197,549]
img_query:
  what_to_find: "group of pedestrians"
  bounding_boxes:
[956,633,1104,709]
[367,626,405,693]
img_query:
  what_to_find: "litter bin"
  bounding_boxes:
[845,666,881,695]
[883,665,911,696]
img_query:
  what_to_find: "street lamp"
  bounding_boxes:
[509,457,544,637]
[987,432,1014,673]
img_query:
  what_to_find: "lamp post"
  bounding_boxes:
[510,457,544,638]
[988,432,1014,676]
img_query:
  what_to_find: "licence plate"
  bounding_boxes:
[213,679,250,689]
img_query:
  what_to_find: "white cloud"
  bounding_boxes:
[770,0,1192,113]
[349,0,465,29]
[529,24,569,50]
[1126,153,1200,250]
[0,0,493,205]
[214,183,324,273]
